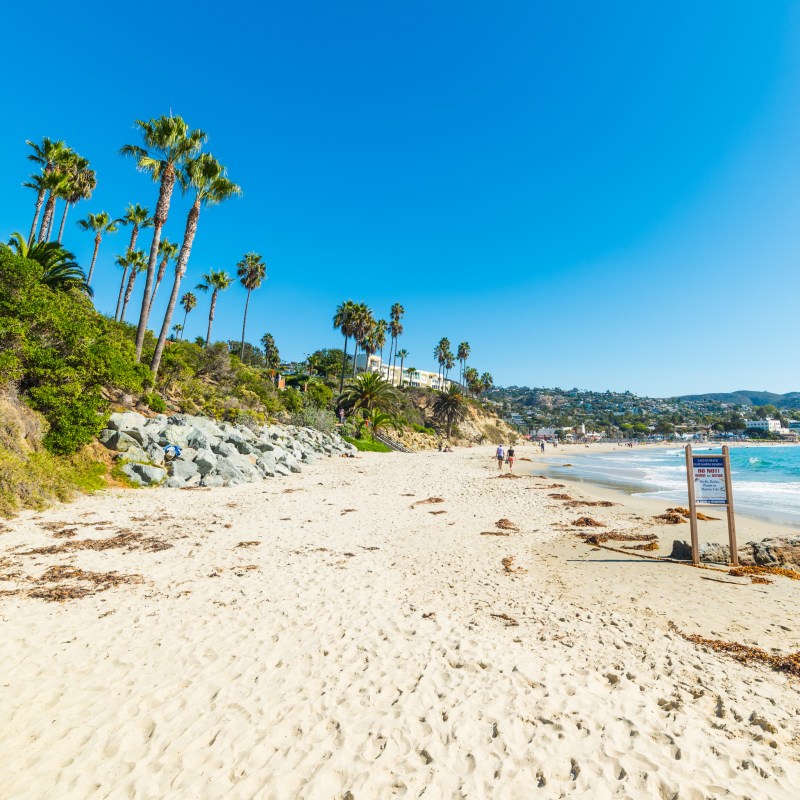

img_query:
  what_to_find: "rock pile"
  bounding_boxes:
[99,411,355,488]
[670,537,800,571]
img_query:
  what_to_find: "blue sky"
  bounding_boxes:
[2,1,800,396]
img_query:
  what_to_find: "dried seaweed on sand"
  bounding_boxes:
[26,565,143,603]
[653,512,687,525]
[580,531,657,545]
[564,500,615,508]
[495,518,519,531]
[622,540,659,551]
[668,621,800,678]
[480,531,510,537]
[571,516,606,528]
[235,541,261,548]
[491,613,519,626]
[411,497,445,508]
[17,529,171,556]
[548,493,573,500]
[729,565,799,581]
[492,473,521,479]
[429,510,447,515]
[501,556,527,574]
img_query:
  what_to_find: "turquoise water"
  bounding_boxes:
[543,445,800,525]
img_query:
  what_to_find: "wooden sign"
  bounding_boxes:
[685,445,738,567]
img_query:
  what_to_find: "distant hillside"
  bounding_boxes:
[676,390,800,409]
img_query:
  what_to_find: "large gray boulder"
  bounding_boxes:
[169,460,200,482]
[670,537,800,570]
[121,462,166,487]
[193,449,218,476]
[107,411,148,434]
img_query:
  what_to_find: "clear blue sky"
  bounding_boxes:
[2,1,799,397]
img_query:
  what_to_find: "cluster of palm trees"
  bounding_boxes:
[18,117,274,381]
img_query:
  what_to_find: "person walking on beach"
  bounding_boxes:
[507,446,515,471]
[496,443,505,470]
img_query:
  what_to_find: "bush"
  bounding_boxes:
[292,406,337,434]
[412,423,436,436]
[342,435,392,453]
[304,381,333,409]
[142,392,166,413]
[281,386,304,413]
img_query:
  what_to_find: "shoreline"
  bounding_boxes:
[1,445,799,797]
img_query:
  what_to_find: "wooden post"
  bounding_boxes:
[722,445,739,567]
[685,444,700,566]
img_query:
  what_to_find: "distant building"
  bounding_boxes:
[744,418,782,432]
[354,354,452,390]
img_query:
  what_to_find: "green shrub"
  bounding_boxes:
[342,435,392,453]
[412,423,436,435]
[281,386,304,414]
[142,392,167,413]
[304,381,333,409]
[292,407,337,434]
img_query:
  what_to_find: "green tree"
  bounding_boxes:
[433,386,468,438]
[150,238,179,308]
[76,211,118,286]
[237,252,266,361]
[434,337,451,382]
[25,137,71,245]
[456,341,470,385]
[261,333,280,372]
[118,250,147,323]
[37,170,71,243]
[179,291,197,339]
[396,348,409,386]
[120,114,207,361]
[333,300,357,392]
[350,303,375,377]
[56,155,96,244]
[388,302,404,385]
[340,372,399,416]
[363,408,401,440]
[196,269,232,346]
[150,154,240,379]
[2,234,91,296]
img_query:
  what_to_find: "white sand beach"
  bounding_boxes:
[1,446,799,799]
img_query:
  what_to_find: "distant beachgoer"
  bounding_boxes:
[496,444,505,469]
[338,408,345,424]
[540,440,545,453]
[507,446,515,471]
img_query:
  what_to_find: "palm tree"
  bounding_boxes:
[25,137,69,245]
[396,348,409,386]
[433,386,468,439]
[171,324,184,341]
[350,303,375,377]
[120,114,207,361]
[365,319,387,374]
[340,372,399,416]
[261,332,280,372]
[150,154,240,380]
[480,372,494,394]
[363,408,401,441]
[118,203,153,255]
[457,341,471,385]
[56,156,96,244]
[196,269,232,346]
[76,211,119,286]
[434,337,450,383]
[236,252,266,361]
[114,250,136,321]
[444,351,455,382]
[464,367,479,397]
[118,250,147,323]
[179,291,197,338]
[150,238,178,307]
[2,234,92,296]
[333,300,357,393]
[405,366,416,386]
[37,170,71,243]
[388,302,404,385]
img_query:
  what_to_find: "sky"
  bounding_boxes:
[2,1,800,397]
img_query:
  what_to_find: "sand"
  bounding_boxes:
[1,445,799,799]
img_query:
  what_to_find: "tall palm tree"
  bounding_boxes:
[196,269,232,346]
[179,291,197,339]
[333,299,357,393]
[56,156,95,244]
[464,366,479,397]
[171,324,183,341]
[480,372,494,394]
[118,203,153,255]
[433,386,468,439]
[150,238,179,307]
[76,211,119,286]
[114,250,136,321]
[350,303,374,377]
[37,170,71,243]
[396,348,409,386]
[368,319,388,375]
[150,154,240,379]
[388,302,404,385]
[118,250,147,323]
[2,234,92,296]
[434,337,450,383]
[405,365,417,386]
[120,115,207,361]
[260,333,280,371]
[25,138,69,245]
[444,351,455,382]
[457,341,471,385]
[236,252,266,361]
[340,372,400,416]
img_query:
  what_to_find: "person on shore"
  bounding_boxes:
[540,440,545,453]
[496,444,505,469]
[507,446,515,471]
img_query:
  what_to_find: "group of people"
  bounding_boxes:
[495,444,516,471]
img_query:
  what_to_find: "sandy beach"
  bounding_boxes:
[1,445,799,799]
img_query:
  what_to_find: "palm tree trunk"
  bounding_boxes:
[239,289,252,361]
[114,266,129,321]
[352,342,359,377]
[339,335,349,393]
[399,355,405,387]
[150,255,168,308]
[86,237,101,286]
[56,202,71,244]
[120,269,138,323]
[29,191,45,246]
[129,225,139,254]
[150,199,199,380]
[205,291,217,347]
[38,194,55,242]
[136,164,176,362]
[45,200,57,241]
[181,309,189,339]
[386,337,395,385]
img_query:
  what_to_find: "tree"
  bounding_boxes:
[56,155,96,244]
[261,333,280,372]
[434,337,451,382]
[388,302,404,385]
[433,386,468,438]
[77,211,118,286]
[464,366,479,396]
[121,114,207,361]
[196,269,232,347]
[396,348,409,386]
[171,324,183,341]
[179,291,197,339]
[364,319,387,370]
[444,351,455,382]
[37,170,71,243]
[363,408,401,440]
[150,153,240,379]
[333,300,357,393]
[1,234,91,296]
[236,252,266,361]
[406,365,416,385]
[457,341,470,385]
[25,137,70,245]
[350,303,375,377]
[340,372,400,416]
[480,372,494,394]
[150,238,179,308]
[118,250,147,323]
[118,203,153,256]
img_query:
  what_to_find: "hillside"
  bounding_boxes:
[675,390,800,408]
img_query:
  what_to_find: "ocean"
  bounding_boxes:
[542,445,800,525]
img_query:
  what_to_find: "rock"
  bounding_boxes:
[256,452,276,477]
[159,424,190,448]
[670,537,800,570]
[283,453,302,473]
[98,429,117,446]
[102,430,141,452]
[120,462,166,486]
[200,474,225,488]
[215,460,248,486]
[274,463,292,477]
[116,446,150,464]
[107,411,148,433]
[193,449,218,476]
[169,460,200,482]
[186,430,211,451]
[212,441,239,459]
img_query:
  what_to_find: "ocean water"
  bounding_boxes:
[542,446,800,526]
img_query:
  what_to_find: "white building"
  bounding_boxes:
[354,354,452,390]
[744,418,782,432]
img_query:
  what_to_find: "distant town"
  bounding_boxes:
[486,387,800,442]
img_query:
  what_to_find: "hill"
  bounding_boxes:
[675,390,800,409]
